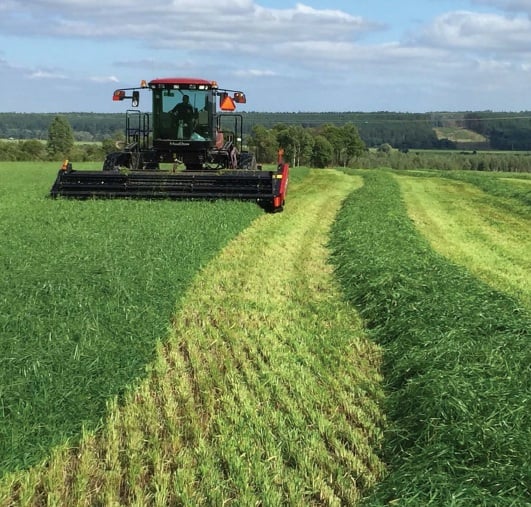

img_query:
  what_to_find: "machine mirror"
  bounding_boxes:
[233,92,246,104]
[132,91,140,107]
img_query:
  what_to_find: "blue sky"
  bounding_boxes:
[1,0,531,113]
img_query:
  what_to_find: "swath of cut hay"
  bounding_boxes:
[1,169,385,507]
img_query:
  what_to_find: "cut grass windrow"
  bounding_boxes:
[398,175,531,310]
[330,170,531,506]
[440,170,531,208]
[0,169,386,506]
[0,162,262,475]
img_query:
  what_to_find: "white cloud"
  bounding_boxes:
[29,70,68,79]
[0,1,380,45]
[233,69,277,77]
[89,75,120,83]
[473,0,531,14]
[416,10,531,52]
[2,2,531,112]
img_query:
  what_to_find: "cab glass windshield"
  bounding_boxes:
[153,88,212,140]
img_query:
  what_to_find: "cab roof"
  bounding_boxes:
[148,77,214,87]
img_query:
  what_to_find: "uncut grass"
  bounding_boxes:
[330,170,531,506]
[398,175,531,309]
[0,162,262,474]
[0,169,386,505]
[437,169,531,208]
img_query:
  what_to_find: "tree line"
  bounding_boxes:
[0,113,123,142]
[3,111,531,151]
[0,112,476,149]
[1,114,531,172]
[462,112,531,150]
[248,123,365,168]
[0,115,367,168]
[0,116,119,162]
[5,110,531,151]
[248,124,531,172]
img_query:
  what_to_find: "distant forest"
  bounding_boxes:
[2,111,531,150]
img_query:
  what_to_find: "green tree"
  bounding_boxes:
[320,124,343,166]
[275,125,314,167]
[377,143,393,154]
[247,125,278,163]
[47,115,74,159]
[102,130,126,155]
[297,127,315,166]
[340,123,365,165]
[311,135,334,168]
[0,141,18,161]
[84,143,105,161]
[17,140,47,161]
[321,123,365,166]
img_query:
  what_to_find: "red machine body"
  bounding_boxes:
[50,77,288,212]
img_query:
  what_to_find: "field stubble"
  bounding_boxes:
[398,175,531,309]
[0,162,263,477]
[331,170,530,506]
[1,169,386,505]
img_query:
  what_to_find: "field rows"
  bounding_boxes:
[1,163,529,505]
[331,170,530,505]
[0,163,263,475]
[1,169,385,505]
[399,174,531,309]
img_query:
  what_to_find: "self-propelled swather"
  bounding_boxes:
[50,77,289,211]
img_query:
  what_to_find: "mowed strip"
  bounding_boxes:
[1,169,385,506]
[397,175,531,309]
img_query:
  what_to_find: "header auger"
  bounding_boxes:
[50,77,289,212]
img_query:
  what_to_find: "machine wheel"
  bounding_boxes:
[103,151,131,172]
[238,152,258,171]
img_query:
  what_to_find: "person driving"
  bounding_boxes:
[171,95,196,137]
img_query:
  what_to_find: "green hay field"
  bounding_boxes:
[330,170,530,506]
[0,162,262,473]
[1,163,529,505]
[399,174,531,309]
[1,167,387,505]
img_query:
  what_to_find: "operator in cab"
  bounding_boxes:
[170,95,197,138]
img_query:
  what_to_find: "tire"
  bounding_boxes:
[238,152,258,171]
[102,152,131,172]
